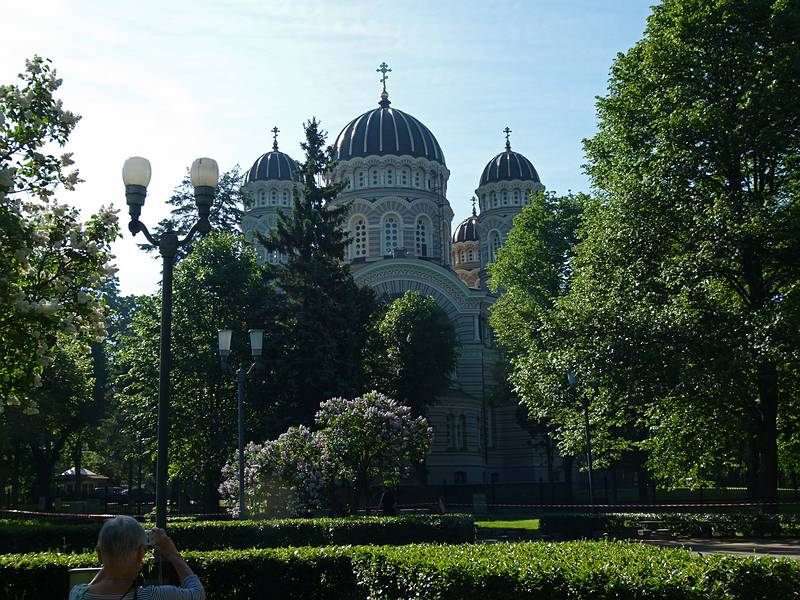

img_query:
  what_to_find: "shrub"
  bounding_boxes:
[351,541,800,600]
[2,541,800,600]
[538,511,800,538]
[0,514,474,553]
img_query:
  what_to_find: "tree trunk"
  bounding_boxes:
[747,431,759,501]
[11,439,20,508]
[562,455,573,502]
[202,474,221,514]
[73,438,82,499]
[756,361,779,507]
[355,472,370,515]
[32,460,55,511]
[635,455,650,503]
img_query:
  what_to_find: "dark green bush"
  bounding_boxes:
[538,511,800,538]
[351,542,800,600]
[2,541,800,600]
[0,514,474,553]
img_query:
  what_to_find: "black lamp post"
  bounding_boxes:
[122,156,218,531]
[218,328,263,520]
[567,370,595,509]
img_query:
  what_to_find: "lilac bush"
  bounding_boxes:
[219,426,325,517]
[317,391,432,510]
[220,391,432,516]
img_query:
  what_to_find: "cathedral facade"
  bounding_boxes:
[240,69,565,499]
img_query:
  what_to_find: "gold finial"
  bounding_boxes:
[271,126,280,151]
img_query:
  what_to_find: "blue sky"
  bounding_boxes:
[2,0,653,295]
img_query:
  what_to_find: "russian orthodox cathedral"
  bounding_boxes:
[240,64,568,501]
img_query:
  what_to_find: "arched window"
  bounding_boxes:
[401,169,408,185]
[357,170,365,188]
[415,216,431,257]
[350,216,368,259]
[259,190,267,207]
[489,230,502,262]
[382,214,400,255]
[490,192,497,209]
[446,414,455,449]
[456,414,466,450]
[414,169,422,188]
[502,190,508,205]
[386,168,394,185]
[467,249,475,262]
[486,406,494,448]
[371,169,379,186]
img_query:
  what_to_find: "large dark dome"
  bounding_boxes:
[479,148,539,186]
[452,214,479,243]
[333,97,445,166]
[246,150,300,183]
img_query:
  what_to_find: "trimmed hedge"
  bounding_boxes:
[0,514,474,553]
[538,512,800,538]
[2,541,800,600]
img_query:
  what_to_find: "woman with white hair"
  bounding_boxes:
[69,515,205,600]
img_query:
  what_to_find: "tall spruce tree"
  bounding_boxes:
[260,118,375,428]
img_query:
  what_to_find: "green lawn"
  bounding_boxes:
[475,518,540,530]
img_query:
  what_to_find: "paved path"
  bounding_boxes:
[643,538,800,559]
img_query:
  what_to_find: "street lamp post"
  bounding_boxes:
[567,370,595,509]
[122,156,219,532]
[218,328,263,520]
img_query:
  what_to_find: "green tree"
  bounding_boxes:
[369,291,459,416]
[7,338,95,509]
[259,118,376,428]
[139,165,246,258]
[489,193,601,487]
[508,0,800,503]
[0,56,119,412]
[114,232,272,511]
[220,391,432,516]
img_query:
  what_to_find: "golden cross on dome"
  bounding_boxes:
[377,61,392,93]
[503,126,512,151]
[271,126,280,151]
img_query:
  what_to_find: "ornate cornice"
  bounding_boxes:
[353,258,491,313]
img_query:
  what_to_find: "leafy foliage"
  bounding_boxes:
[490,1,800,501]
[257,118,376,427]
[220,392,432,516]
[368,291,459,415]
[114,232,272,511]
[5,540,800,600]
[139,165,246,258]
[0,514,474,553]
[0,56,119,412]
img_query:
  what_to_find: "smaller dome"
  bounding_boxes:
[479,129,540,186]
[246,129,301,183]
[479,149,540,186]
[246,150,301,183]
[453,214,479,243]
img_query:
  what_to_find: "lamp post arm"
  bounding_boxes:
[177,219,207,248]
[128,219,159,247]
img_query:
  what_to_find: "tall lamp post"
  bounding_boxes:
[567,370,595,509]
[218,328,263,520]
[122,156,219,531]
